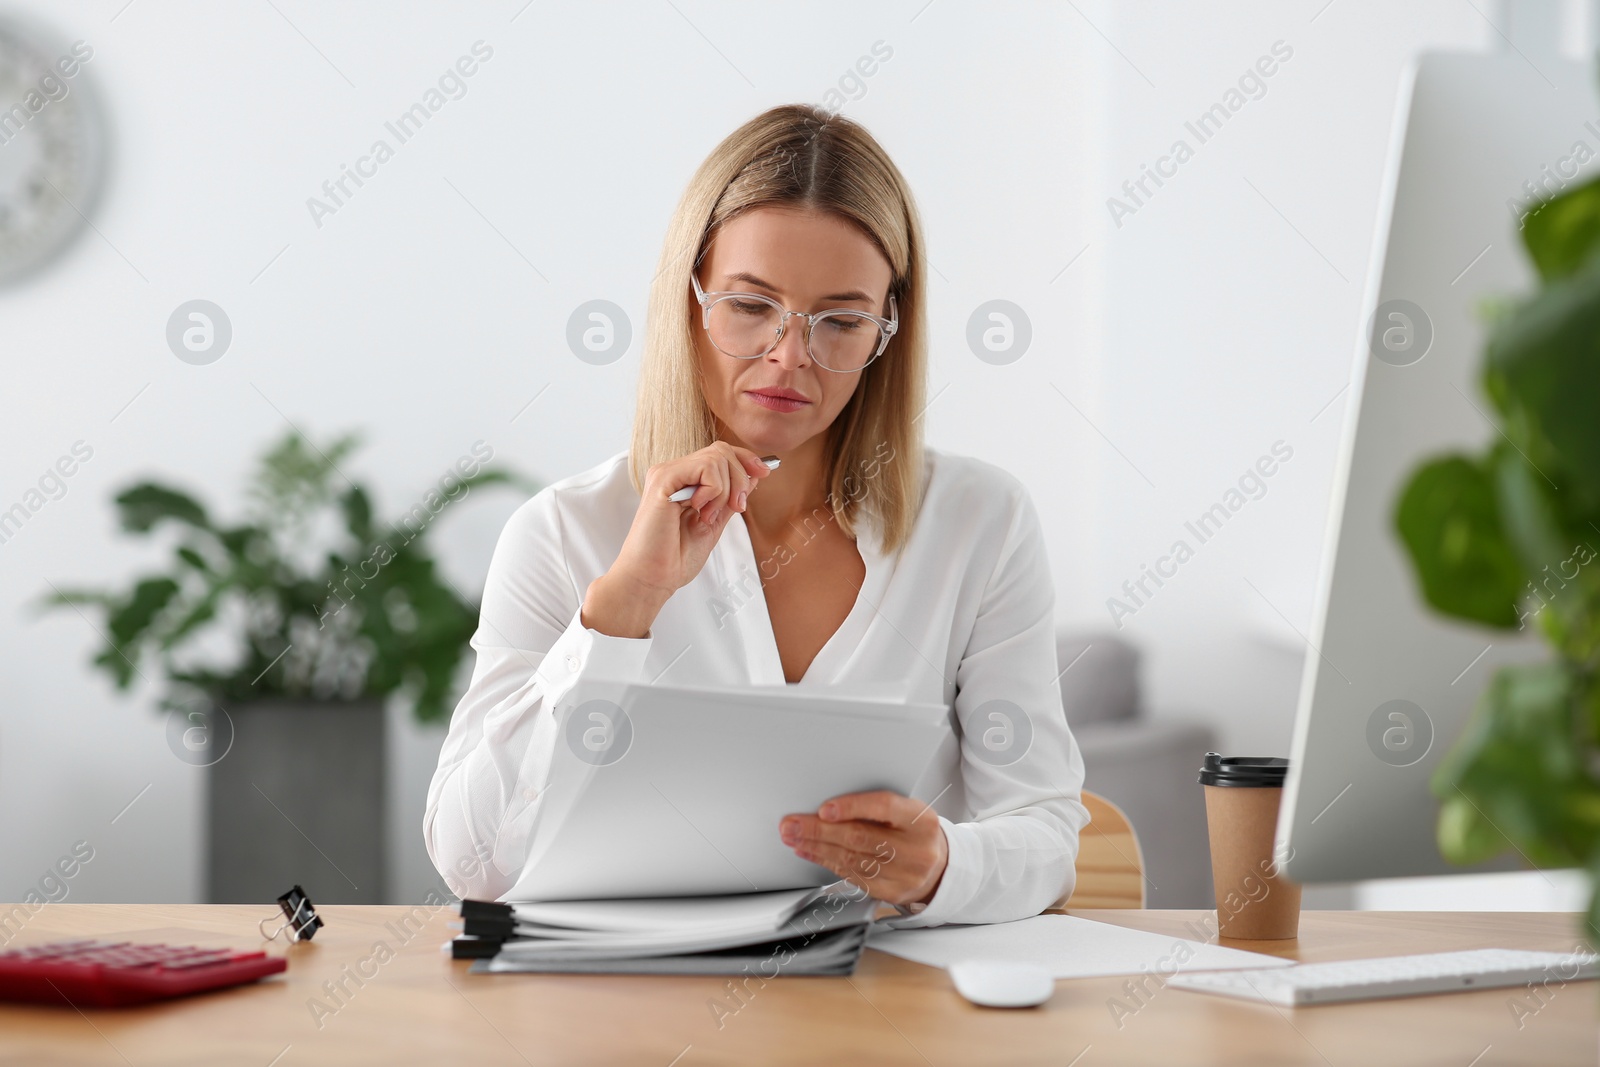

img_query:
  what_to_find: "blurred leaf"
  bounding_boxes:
[115,484,210,533]
[91,645,140,689]
[1522,172,1600,282]
[340,485,374,542]
[454,468,538,495]
[1485,254,1600,501]
[1491,444,1570,577]
[217,525,260,561]
[1394,454,1526,628]
[1434,663,1600,870]
[1435,792,1508,866]
[82,576,182,688]
[106,577,180,646]
[251,430,361,522]
[159,589,221,650]
[175,546,211,573]
[38,588,110,609]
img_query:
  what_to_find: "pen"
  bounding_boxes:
[668,455,781,502]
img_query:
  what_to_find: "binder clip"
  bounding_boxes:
[259,885,323,943]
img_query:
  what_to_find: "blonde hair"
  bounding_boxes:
[629,104,927,555]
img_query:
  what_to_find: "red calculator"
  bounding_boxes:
[0,939,287,1007]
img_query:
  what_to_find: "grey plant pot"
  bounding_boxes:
[206,696,386,905]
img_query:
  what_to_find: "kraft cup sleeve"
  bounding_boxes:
[1203,784,1301,940]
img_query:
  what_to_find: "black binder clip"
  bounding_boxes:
[259,885,323,943]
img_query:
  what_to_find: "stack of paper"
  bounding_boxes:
[459,887,877,976]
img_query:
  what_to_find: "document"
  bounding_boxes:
[868,914,1296,979]
[508,680,950,902]
[505,888,825,937]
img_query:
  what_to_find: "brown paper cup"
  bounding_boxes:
[1200,755,1301,940]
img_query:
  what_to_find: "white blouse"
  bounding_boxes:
[424,447,1089,926]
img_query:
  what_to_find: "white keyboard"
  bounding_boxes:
[1167,948,1600,1006]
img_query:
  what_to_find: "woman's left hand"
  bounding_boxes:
[779,791,948,906]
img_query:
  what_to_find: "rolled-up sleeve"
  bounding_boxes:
[423,491,651,900]
[885,484,1089,927]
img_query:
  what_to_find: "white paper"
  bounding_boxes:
[492,891,875,963]
[510,888,818,935]
[509,681,949,902]
[868,914,1296,979]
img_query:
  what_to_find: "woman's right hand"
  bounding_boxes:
[580,442,775,638]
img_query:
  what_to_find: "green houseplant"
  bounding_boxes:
[45,429,533,903]
[47,430,531,721]
[1394,174,1600,944]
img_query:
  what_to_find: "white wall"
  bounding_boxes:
[0,0,1573,906]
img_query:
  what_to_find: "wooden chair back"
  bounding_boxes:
[1059,790,1146,909]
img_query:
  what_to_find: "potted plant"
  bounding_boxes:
[45,430,533,904]
[1394,172,1600,944]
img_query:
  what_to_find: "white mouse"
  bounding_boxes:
[948,959,1055,1008]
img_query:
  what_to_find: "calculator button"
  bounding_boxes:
[160,952,246,970]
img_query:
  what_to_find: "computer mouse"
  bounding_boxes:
[948,959,1055,1008]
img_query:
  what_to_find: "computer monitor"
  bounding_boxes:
[1278,51,1597,883]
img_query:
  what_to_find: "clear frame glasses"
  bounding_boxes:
[691,272,898,373]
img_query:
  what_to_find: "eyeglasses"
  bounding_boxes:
[691,272,898,373]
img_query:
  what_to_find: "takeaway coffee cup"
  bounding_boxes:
[1198,752,1301,940]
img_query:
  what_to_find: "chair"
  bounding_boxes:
[1058,790,1146,910]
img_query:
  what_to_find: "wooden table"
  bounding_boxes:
[0,905,1594,1066]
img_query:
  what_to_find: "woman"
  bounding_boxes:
[425,104,1088,926]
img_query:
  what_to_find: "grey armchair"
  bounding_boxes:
[1057,630,1217,908]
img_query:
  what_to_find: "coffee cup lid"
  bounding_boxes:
[1198,751,1289,787]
